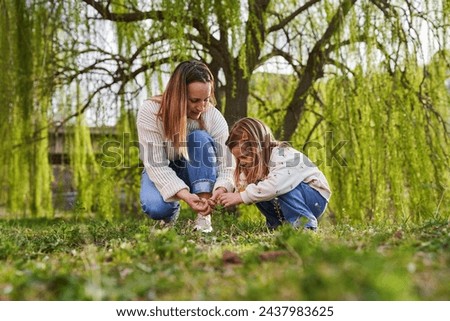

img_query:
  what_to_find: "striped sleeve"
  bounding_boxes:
[137,100,189,202]
[204,107,235,192]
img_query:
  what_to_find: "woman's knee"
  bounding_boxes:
[187,130,217,168]
[188,130,213,145]
[140,195,179,220]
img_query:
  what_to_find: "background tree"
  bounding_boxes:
[0,0,58,216]
[0,0,448,221]
[67,1,448,137]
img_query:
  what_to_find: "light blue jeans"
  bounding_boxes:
[140,130,218,222]
[255,182,328,230]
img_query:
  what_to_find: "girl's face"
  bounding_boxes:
[187,82,211,120]
[231,145,254,169]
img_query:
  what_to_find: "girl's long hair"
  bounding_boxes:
[226,117,285,185]
[157,60,216,158]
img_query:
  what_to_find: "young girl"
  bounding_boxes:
[218,118,331,230]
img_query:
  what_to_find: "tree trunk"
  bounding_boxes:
[281,95,308,142]
[279,0,357,141]
[223,67,249,125]
[279,57,319,141]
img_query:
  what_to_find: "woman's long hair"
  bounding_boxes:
[157,60,216,158]
[226,118,284,185]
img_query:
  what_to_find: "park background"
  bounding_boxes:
[0,0,448,300]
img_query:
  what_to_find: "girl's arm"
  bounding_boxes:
[240,147,318,204]
[218,192,243,207]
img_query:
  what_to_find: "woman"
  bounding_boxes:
[218,117,331,231]
[137,60,234,232]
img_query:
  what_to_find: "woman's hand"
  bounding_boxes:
[196,197,213,216]
[176,189,212,215]
[218,192,243,207]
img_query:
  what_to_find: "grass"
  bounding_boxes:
[0,208,448,300]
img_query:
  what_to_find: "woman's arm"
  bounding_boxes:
[137,100,189,202]
[206,107,235,193]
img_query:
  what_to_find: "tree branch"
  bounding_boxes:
[267,0,321,33]
[52,56,177,131]
[279,0,357,140]
[82,0,163,21]
[259,49,303,77]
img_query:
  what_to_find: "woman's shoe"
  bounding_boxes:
[193,214,213,233]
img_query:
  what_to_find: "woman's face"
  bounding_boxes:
[187,82,211,120]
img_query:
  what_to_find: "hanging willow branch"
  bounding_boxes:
[53,56,179,130]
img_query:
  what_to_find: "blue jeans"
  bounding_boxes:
[255,182,328,230]
[140,130,218,222]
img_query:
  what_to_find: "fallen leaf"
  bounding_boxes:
[394,230,403,239]
[222,250,242,265]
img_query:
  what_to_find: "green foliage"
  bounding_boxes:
[315,63,448,222]
[0,0,449,225]
[69,92,98,215]
[248,72,295,130]
[0,214,447,300]
[113,101,141,215]
[248,58,449,223]
[0,0,57,216]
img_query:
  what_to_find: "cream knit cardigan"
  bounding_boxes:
[137,99,235,202]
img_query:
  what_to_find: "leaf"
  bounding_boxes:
[222,250,242,265]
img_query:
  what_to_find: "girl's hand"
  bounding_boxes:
[218,192,243,207]
[209,187,227,206]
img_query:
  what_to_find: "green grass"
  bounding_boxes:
[0,209,448,300]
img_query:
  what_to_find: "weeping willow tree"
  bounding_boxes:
[68,0,449,140]
[282,2,450,222]
[0,0,448,222]
[313,59,449,222]
[0,0,59,217]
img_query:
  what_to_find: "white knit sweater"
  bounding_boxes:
[239,146,331,204]
[137,99,235,202]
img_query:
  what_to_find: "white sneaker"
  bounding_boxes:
[194,214,213,233]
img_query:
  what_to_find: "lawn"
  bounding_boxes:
[0,208,448,300]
